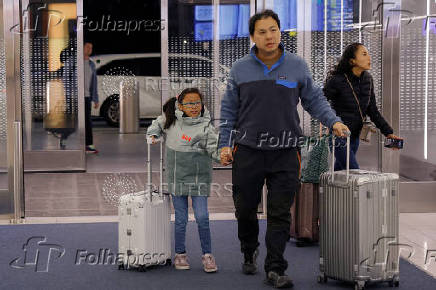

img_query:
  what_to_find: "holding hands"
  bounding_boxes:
[220,147,233,166]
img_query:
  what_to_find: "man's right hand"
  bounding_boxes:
[220,147,233,166]
[332,122,350,138]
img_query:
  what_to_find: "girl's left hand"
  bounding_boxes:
[147,136,157,144]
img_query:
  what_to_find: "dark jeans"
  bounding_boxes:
[85,97,93,146]
[232,144,299,274]
[329,137,360,171]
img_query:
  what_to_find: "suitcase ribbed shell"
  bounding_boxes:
[319,169,400,288]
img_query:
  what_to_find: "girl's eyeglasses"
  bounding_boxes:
[182,101,201,108]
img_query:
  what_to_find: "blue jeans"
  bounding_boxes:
[329,137,360,171]
[172,195,211,255]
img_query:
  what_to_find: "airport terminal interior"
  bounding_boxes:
[1,0,436,289]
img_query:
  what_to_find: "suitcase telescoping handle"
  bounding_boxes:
[331,134,350,183]
[146,136,164,201]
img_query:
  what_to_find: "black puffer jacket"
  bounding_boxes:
[323,71,393,138]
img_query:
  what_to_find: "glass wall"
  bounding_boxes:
[21,1,80,151]
[166,0,252,121]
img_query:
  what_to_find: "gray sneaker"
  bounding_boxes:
[265,271,294,288]
[242,248,259,274]
[174,253,190,270]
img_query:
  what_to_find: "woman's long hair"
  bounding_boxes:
[163,87,204,129]
[326,42,363,84]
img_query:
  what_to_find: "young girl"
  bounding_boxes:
[146,87,220,273]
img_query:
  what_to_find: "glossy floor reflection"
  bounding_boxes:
[399,213,436,278]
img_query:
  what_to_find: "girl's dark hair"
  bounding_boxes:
[163,87,204,129]
[326,42,364,83]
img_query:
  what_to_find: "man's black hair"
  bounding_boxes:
[249,9,280,36]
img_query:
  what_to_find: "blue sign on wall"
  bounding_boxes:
[273,0,297,32]
[195,6,213,22]
[312,0,354,32]
[194,4,243,41]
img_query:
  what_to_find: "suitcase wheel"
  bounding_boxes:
[354,281,365,290]
[118,264,125,270]
[388,276,400,287]
[165,259,172,266]
[317,274,327,284]
[296,241,306,247]
[138,265,147,272]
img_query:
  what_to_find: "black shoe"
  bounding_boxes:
[265,271,294,288]
[242,248,259,275]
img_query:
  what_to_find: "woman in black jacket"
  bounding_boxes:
[324,42,401,170]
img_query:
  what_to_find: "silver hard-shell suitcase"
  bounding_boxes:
[318,136,400,290]
[118,140,172,270]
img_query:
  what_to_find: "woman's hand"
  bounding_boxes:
[386,134,403,151]
[386,134,401,140]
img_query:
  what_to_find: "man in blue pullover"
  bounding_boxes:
[219,10,349,288]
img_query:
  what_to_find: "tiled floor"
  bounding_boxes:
[24,124,235,217]
[24,170,235,217]
[399,213,436,278]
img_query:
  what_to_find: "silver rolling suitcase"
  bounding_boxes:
[318,136,400,290]
[118,140,172,271]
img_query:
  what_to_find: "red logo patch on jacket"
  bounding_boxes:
[182,134,191,142]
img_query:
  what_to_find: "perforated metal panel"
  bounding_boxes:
[281,32,298,54]
[0,37,7,171]
[400,21,436,131]
[168,36,249,120]
[431,27,436,130]
[0,38,6,145]
[21,38,78,117]
[168,36,215,116]
[360,29,383,109]
[311,31,327,88]
[219,38,250,70]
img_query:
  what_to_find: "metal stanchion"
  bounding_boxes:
[120,80,139,134]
